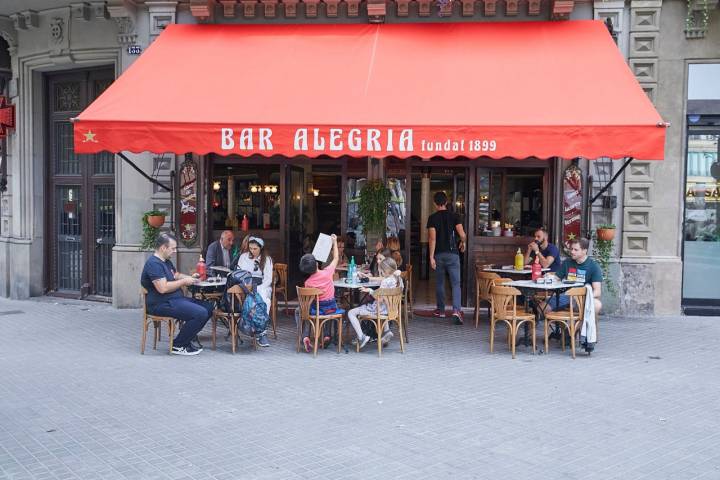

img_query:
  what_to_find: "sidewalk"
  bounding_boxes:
[0,296,719,480]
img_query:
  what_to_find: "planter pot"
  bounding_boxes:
[146,215,166,228]
[596,228,616,241]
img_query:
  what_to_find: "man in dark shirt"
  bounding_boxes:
[545,237,603,314]
[206,230,235,270]
[427,191,467,325]
[523,227,561,273]
[141,233,213,356]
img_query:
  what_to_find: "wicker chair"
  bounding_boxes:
[357,287,405,357]
[544,287,587,359]
[296,286,344,357]
[489,285,536,359]
[212,284,256,353]
[140,287,178,354]
[270,263,289,339]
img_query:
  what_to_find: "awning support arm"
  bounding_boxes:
[590,157,633,205]
[117,152,172,192]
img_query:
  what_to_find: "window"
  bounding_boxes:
[210,164,281,231]
[476,167,546,237]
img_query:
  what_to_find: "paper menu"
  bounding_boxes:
[312,233,333,263]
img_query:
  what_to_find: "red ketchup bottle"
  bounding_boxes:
[241,214,249,232]
[531,255,542,281]
[196,255,207,281]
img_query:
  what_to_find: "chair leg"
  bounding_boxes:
[544,319,550,354]
[168,321,174,354]
[489,320,495,353]
[271,298,278,339]
[403,298,409,344]
[398,319,405,353]
[474,290,480,328]
[296,319,302,353]
[212,316,217,351]
[569,321,576,359]
[336,319,342,354]
[531,321,536,354]
[377,321,383,357]
[231,315,237,354]
[141,319,148,354]
[511,322,517,359]
[313,321,320,357]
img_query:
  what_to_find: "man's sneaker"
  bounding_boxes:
[358,335,371,350]
[171,345,200,356]
[257,333,270,347]
[432,309,446,318]
[381,331,394,347]
[190,338,204,352]
[452,310,464,325]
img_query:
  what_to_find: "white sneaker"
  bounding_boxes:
[381,331,394,347]
[358,335,371,350]
[171,345,200,356]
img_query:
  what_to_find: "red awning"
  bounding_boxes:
[74,21,666,160]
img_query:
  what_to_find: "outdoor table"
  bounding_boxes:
[506,279,584,346]
[187,277,227,303]
[482,267,550,275]
[333,279,382,352]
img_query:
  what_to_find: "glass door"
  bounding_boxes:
[286,166,305,289]
[682,132,720,302]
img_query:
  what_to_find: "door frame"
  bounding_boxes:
[44,66,115,300]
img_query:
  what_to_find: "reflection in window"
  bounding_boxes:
[685,134,719,242]
[211,164,281,231]
[477,168,545,237]
[387,178,406,240]
[346,178,366,248]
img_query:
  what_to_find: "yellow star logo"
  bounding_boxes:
[82,130,98,143]
[567,232,577,240]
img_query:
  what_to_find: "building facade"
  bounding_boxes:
[0,0,717,312]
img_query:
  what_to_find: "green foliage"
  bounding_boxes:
[139,210,167,251]
[592,233,617,296]
[596,223,616,230]
[358,180,391,236]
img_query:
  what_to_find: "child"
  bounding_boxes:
[348,257,403,350]
[296,234,342,353]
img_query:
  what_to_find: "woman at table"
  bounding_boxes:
[386,236,404,271]
[235,236,273,346]
[348,257,403,350]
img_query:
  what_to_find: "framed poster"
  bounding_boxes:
[178,157,198,247]
[562,164,582,250]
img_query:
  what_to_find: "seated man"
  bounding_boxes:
[543,237,602,315]
[206,230,235,270]
[141,232,213,356]
[524,227,561,273]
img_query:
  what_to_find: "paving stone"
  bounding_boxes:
[0,296,719,479]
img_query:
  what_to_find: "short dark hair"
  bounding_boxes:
[155,232,177,250]
[568,237,589,251]
[533,227,547,235]
[433,191,448,206]
[299,254,318,275]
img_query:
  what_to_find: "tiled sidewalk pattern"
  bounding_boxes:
[0,297,719,480]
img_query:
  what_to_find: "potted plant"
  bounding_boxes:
[358,180,391,248]
[140,210,167,251]
[596,223,616,241]
[592,230,617,296]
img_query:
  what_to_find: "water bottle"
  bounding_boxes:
[347,256,356,283]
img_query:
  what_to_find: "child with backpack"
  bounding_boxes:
[348,257,403,350]
[296,234,342,353]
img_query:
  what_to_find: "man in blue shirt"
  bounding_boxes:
[523,227,561,273]
[545,237,603,315]
[141,233,213,356]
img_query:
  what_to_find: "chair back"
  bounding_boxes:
[564,286,588,321]
[140,287,149,316]
[476,270,501,301]
[491,277,513,286]
[296,286,322,320]
[226,284,247,312]
[273,263,288,288]
[373,287,403,320]
[490,285,522,319]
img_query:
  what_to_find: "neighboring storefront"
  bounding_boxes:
[0,1,716,314]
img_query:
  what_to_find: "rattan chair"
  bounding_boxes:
[474,268,501,328]
[140,287,177,354]
[357,287,405,357]
[399,271,412,343]
[296,286,344,357]
[404,264,414,310]
[212,284,256,353]
[489,285,536,359]
[544,287,587,359]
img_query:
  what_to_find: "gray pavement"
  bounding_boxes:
[1,296,719,480]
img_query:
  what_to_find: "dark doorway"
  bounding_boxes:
[45,67,115,298]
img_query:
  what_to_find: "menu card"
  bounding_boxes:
[312,233,333,263]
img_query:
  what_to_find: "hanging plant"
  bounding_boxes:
[358,180,391,236]
[592,230,617,296]
[139,210,167,251]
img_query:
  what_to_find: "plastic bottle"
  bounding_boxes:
[347,256,356,283]
[531,254,542,281]
[196,255,207,281]
[241,214,249,232]
[514,248,524,271]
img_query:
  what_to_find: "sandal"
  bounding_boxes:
[322,336,332,349]
[302,337,312,353]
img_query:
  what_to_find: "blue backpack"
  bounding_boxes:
[239,291,270,336]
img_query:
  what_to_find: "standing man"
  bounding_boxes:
[141,233,213,356]
[427,191,467,325]
[523,227,561,273]
[206,230,235,270]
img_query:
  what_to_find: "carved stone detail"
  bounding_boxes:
[262,0,278,17]
[242,0,258,17]
[527,0,540,15]
[418,0,432,16]
[112,16,137,45]
[324,0,340,16]
[90,1,109,19]
[71,3,92,21]
[346,0,361,15]
[189,0,213,20]
[624,208,651,232]
[396,0,411,15]
[629,32,658,57]
[220,0,238,16]
[629,59,657,83]
[283,0,299,17]
[505,0,518,15]
[304,0,320,17]
[50,18,64,45]
[551,0,574,19]
[624,183,652,206]
[460,0,475,16]
[483,0,496,15]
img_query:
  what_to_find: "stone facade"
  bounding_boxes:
[0,0,715,312]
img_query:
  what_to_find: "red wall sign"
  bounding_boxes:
[0,96,15,138]
[562,164,583,249]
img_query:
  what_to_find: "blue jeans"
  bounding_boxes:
[150,297,213,348]
[435,252,461,311]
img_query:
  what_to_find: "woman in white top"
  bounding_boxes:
[235,236,274,317]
